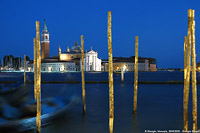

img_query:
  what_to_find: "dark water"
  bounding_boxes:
[2,71,200,82]
[0,71,200,133]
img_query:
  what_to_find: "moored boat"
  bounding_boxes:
[0,96,80,132]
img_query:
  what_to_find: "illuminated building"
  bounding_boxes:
[59,41,81,61]
[32,42,101,72]
[41,62,76,72]
[83,48,101,71]
[28,20,102,72]
[101,57,157,72]
[149,64,157,71]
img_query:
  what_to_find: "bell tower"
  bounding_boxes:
[41,19,50,59]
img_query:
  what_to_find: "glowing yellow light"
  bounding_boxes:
[48,67,52,71]
[123,65,127,71]
[60,54,72,61]
[28,67,32,72]
[60,54,67,60]
[61,65,64,71]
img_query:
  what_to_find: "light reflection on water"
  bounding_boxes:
[0,72,200,132]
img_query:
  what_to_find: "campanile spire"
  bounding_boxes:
[43,19,48,31]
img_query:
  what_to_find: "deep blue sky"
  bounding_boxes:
[0,0,200,68]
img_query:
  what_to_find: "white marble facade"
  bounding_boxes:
[82,49,101,71]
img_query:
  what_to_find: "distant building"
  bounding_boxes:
[20,59,29,71]
[13,57,21,70]
[28,20,101,72]
[101,57,157,72]
[149,64,157,71]
[28,20,157,72]
[3,55,14,68]
[41,62,76,72]
[83,49,101,71]
[2,55,22,70]
[59,41,81,61]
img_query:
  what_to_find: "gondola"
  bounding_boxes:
[0,96,80,132]
[0,81,25,95]
[0,82,30,107]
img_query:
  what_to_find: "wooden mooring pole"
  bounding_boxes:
[34,38,37,100]
[191,9,197,131]
[108,11,114,133]
[36,21,41,133]
[24,54,26,84]
[183,36,189,131]
[184,9,192,131]
[133,36,138,114]
[183,9,197,131]
[81,35,86,115]
[121,65,124,84]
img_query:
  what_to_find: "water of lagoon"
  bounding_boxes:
[1,71,200,133]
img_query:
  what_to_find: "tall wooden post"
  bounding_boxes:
[133,36,139,114]
[191,9,197,131]
[36,21,41,133]
[183,9,193,131]
[184,36,188,80]
[108,11,114,133]
[121,65,124,84]
[81,35,86,115]
[183,36,189,131]
[34,38,37,100]
[24,54,26,84]
[186,9,192,103]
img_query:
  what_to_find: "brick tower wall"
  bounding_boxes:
[41,42,49,59]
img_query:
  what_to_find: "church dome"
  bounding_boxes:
[71,41,81,53]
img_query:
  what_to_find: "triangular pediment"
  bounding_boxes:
[88,50,96,53]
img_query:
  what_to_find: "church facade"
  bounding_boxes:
[83,49,101,71]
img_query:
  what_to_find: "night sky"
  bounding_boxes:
[0,0,200,68]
